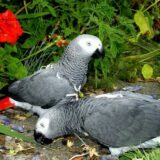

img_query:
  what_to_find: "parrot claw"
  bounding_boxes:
[46,64,54,69]
[40,64,54,70]
[66,93,79,101]
[73,85,81,92]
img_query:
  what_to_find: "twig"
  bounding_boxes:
[69,152,89,160]
[34,142,57,151]
[74,133,87,146]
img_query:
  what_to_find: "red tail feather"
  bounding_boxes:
[0,97,16,111]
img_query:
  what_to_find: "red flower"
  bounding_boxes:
[56,39,69,47]
[0,10,23,45]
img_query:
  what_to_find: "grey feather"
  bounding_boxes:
[6,34,103,108]
[34,91,160,148]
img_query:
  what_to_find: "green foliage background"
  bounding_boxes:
[0,0,160,89]
[0,1,160,159]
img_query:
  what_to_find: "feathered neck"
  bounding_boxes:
[58,46,91,87]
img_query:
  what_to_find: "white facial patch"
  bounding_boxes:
[95,93,123,99]
[77,37,102,55]
[36,118,50,135]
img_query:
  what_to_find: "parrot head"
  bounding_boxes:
[34,108,67,145]
[64,34,104,60]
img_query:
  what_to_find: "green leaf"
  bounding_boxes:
[17,12,50,19]
[46,6,56,17]
[4,44,17,54]
[22,37,40,49]
[142,64,153,79]
[6,56,28,79]
[0,47,6,56]
[0,123,35,143]
[134,11,154,39]
[63,28,74,36]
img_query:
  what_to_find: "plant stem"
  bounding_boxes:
[122,49,160,61]
[23,0,28,14]
[143,0,160,12]
[15,2,31,15]
[21,42,55,61]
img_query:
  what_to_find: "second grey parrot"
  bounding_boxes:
[33,91,160,159]
[0,34,104,111]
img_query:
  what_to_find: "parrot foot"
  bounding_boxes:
[66,93,79,100]
[73,85,81,92]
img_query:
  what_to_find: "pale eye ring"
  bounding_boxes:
[87,42,91,46]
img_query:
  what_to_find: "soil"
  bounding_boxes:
[0,82,160,160]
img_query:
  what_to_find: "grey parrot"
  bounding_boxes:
[33,91,160,159]
[0,34,104,111]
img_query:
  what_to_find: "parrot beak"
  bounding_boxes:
[92,47,105,59]
[34,130,53,145]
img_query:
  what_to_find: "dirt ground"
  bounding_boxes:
[0,82,160,160]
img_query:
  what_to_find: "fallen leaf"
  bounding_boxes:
[5,136,35,155]
[24,113,32,118]
[67,140,74,148]
[8,149,17,155]
[83,145,99,158]
[67,139,74,148]
[141,64,153,79]
[8,143,24,155]
[88,147,99,158]
[14,114,27,121]
[17,143,24,152]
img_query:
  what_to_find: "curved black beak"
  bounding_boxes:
[34,130,53,145]
[92,47,105,59]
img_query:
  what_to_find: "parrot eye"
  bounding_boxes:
[87,42,91,46]
[40,123,45,128]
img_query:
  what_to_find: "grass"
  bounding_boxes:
[0,123,35,144]
[120,148,160,160]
